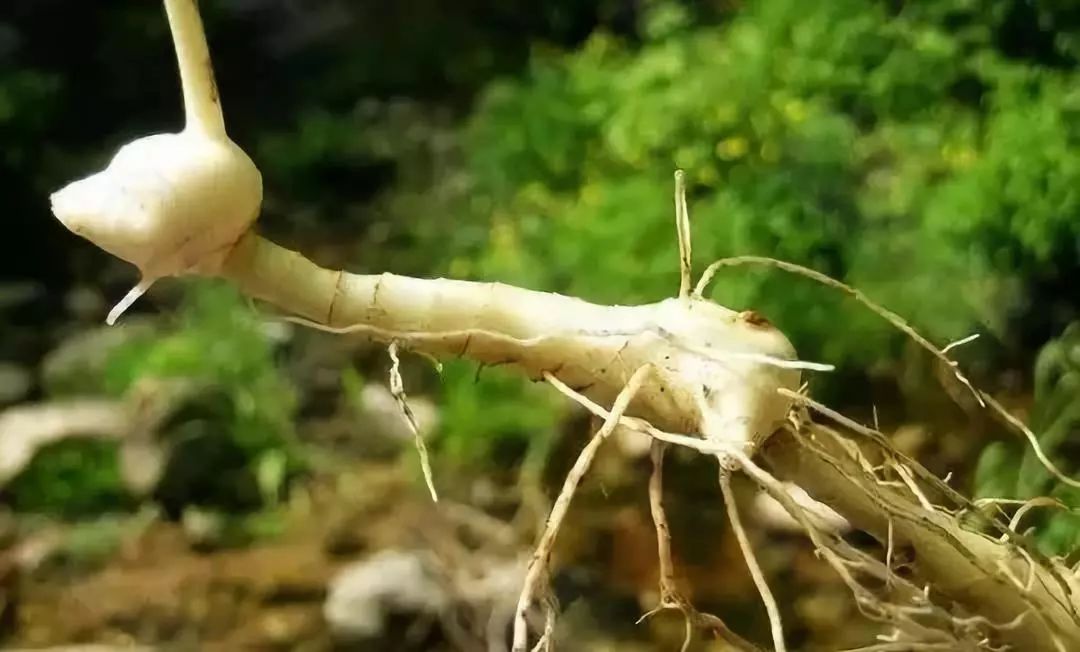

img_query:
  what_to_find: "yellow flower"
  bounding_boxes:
[941,143,977,169]
[716,136,750,160]
[782,99,808,124]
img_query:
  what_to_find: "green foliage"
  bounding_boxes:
[13,282,303,518]
[435,360,561,464]
[6,439,133,518]
[103,281,298,463]
[975,323,1080,555]
[428,0,1080,369]
[107,282,302,514]
[353,0,1080,461]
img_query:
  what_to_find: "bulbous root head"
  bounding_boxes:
[49,0,262,324]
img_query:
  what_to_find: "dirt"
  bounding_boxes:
[6,463,418,651]
[1,458,878,651]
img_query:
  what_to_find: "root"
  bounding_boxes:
[638,441,763,652]
[529,593,558,652]
[695,255,1080,491]
[541,378,1013,648]
[107,277,155,326]
[693,255,983,402]
[1006,498,1068,538]
[511,365,653,652]
[778,388,977,516]
[978,392,1080,490]
[720,471,786,652]
[57,4,1080,645]
[674,170,692,299]
[388,341,438,502]
[765,423,1080,650]
[641,440,692,652]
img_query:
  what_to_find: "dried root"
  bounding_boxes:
[511,365,653,652]
[638,440,764,652]
[695,255,1080,492]
[388,341,439,502]
[49,5,1080,644]
[720,471,786,652]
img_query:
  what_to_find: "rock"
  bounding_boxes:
[181,507,227,550]
[0,400,129,487]
[323,549,449,640]
[63,286,107,321]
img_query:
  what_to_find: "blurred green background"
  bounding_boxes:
[2,0,1080,649]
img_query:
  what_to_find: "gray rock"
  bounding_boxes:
[40,320,156,395]
[324,549,450,640]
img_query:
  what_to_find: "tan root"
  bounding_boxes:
[387,341,439,501]
[48,3,1080,651]
[638,440,764,652]
[511,365,653,652]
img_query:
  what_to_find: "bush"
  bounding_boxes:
[7,282,302,519]
[975,323,1080,556]
[104,282,303,515]
[376,0,1080,460]
[457,0,1080,362]
[5,439,133,518]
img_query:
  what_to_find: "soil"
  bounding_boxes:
[1,457,880,651]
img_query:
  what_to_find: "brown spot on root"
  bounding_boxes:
[737,310,774,329]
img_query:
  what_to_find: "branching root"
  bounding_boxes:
[388,341,439,502]
[510,365,653,652]
[694,255,1080,492]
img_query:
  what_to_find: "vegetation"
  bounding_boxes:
[3,282,301,519]
[9,0,1080,525]
[449,0,1080,363]
[976,322,1080,556]
[2,6,1080,649]
[326,0,1079,468]
[6,439,133,517]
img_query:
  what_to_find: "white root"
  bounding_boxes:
[554,391,813,649]
[556,384,763,652]
[1006,498,1068,538]
[979,393,1080,490]
[511,365,653,652]
[106,277,156,326]
[720,471,786,652]
[163,0,226,136]
[693,255,985,404]
[51,0,262,308]
[942,333,981,354]
[50,2,1080,651]
[674,169,692,300]
[639,440,694,652]
[764,423,1080,650]
[223,233,806,458]
[387,341,438,502]
[696,256,1080,491]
